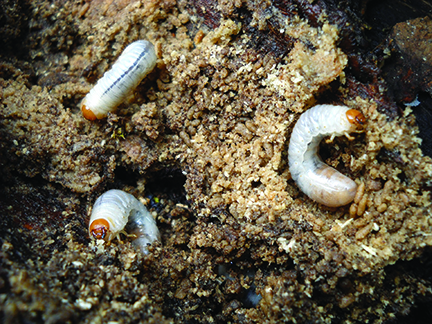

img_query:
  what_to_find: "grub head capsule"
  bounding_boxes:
[346,109,366,129]
[81,101,97,121]
[89,218,110,239]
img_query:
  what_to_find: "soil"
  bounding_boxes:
[1,0,432,323]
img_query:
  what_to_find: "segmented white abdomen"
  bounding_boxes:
[81,40,157,120]
[89,189,160,254]
[288,105,365,207]
[125,207,161,254]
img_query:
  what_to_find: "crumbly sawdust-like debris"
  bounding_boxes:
[1,0,432,323]
[266,22,347,113]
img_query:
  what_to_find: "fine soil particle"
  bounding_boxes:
[1,0,432,323]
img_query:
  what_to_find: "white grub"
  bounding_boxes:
[81,40,157,120]
[88,189,160,254]
[288,104,366,207]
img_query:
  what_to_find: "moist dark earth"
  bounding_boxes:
[1,0,432,323]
